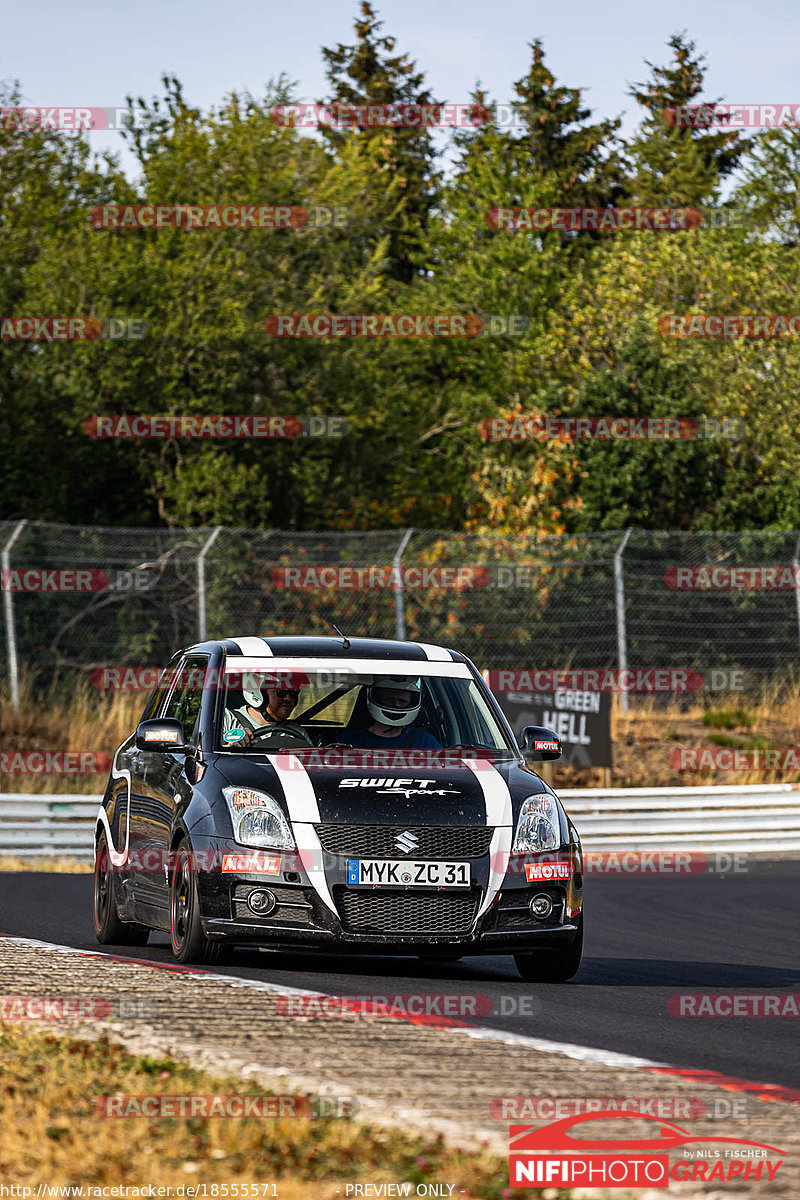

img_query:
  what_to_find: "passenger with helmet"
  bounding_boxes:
[339,676,442,749]
[222,672,306,746]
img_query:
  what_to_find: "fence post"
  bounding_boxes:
[614,528,633,714]
[393,528,414,640]
[197,526,223,642]
[2,519,28,711]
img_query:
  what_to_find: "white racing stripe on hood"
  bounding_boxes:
[466,758,513,919]
[269,753,337,915]
[230,637,273,656]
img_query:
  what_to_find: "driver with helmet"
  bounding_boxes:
[339,676,442,749]
[223,672,307,745]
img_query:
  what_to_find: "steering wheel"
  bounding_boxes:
[250,720,315,746]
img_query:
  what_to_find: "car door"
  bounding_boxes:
[125,655,182,906]
[140,654,209,910]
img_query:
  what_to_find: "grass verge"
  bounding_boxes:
[0,1025,522,1198]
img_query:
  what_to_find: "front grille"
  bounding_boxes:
[334,887,479,936]
[316,824,493,859]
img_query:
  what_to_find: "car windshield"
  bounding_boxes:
[216,663,514,756]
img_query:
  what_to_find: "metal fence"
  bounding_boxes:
[3,521,800,708]
[4,787,799,858]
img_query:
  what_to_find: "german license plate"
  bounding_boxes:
[347,859,470,887]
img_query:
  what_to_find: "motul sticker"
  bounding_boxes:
[525,862,571,882]
[535,740,559,752]
[144,728,178,743]
[221,853,281,874]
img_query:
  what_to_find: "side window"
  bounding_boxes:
[162,655,208,742]
[140,654,183,722]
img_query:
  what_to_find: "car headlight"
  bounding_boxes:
[222,787,295,850]
[512,793,561,854]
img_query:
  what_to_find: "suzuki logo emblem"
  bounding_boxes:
[395,830,419,854]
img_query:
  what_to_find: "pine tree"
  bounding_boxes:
[626,32,744,207]
[319,1,440,283]
[504,40,627,210]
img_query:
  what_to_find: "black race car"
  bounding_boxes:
[93,636,584,980]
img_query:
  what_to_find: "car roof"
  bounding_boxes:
[186,635,466,663]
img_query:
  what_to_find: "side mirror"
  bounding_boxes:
[135,718,188,753]
[521,726,562,761]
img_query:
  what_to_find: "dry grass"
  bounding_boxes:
[0,856,92,872]
[0,1025,513,1197]
[0,673,141,795]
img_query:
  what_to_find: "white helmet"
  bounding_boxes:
[367,676,422,727]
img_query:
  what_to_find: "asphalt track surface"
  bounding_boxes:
[2,862,798,1091]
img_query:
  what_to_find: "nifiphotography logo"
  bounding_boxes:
[508,1110,785,1188]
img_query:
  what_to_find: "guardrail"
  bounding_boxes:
[2,784,800,859]
[562,784,800,854]
[0,794,101,856]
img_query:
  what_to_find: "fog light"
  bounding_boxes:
[248,888,276,916]
[530,893,553,919]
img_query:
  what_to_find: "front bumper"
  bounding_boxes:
[194,835,583,955]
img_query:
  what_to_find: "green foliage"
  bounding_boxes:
[702,708,754,729]
[1,24,799,535]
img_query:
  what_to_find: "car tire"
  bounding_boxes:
[513,914,583,982]
[170,840,227,964]
[93,833,150,946]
